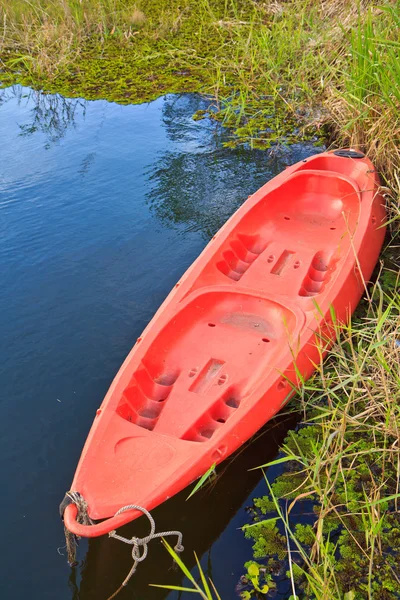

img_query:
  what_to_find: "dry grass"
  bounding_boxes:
[326,2,400,181]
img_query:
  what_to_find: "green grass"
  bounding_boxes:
[150,540,222,600]
[1,1,399,165]
[0,1,361,144]
[330,2,400,178]
[242,282,400,599]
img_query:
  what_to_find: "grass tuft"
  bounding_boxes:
[244,284,400,599]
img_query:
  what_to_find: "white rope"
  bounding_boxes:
[108,504,184,587]
[61,492,184,599]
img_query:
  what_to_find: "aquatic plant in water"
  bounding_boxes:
[242,281,400,600]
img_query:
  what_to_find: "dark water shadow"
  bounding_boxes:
[77,412,300,600]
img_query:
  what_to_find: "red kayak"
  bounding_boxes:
[64,150,386,537]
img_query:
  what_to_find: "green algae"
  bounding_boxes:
[1,40,326,149]
[241,561,275,598]
[1,42,205,104]
[0,0,330,149]
[243,425,400,598]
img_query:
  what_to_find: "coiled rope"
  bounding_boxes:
[60,492,184,600]
[107,504,184,599]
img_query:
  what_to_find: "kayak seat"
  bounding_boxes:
[116,288,303,440]
[191,169,360,300]
[117,364,180,430]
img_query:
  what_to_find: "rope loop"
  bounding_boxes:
[108,503,184,586]
[61,493,184,599]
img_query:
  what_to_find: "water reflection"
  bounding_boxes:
[147,94,321,239]
[0,84,86,145]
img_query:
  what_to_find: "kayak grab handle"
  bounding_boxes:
[63,502,143,538]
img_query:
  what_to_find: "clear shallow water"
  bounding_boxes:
[0,86,322,599]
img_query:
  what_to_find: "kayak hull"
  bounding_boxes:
[64,150,386,536]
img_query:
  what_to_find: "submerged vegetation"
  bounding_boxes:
[1,0,399,598]
[242,286,400,599]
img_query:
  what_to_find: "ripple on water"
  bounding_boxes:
[0,84,324,600]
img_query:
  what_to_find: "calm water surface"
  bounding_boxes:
[0,86,322,599]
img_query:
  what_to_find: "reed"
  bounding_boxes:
[243,280,400,599]
[329,2,400,178]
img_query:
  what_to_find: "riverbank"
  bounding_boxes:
[1,1,399,599]
[1,0,398,163]
[242,289,400,600]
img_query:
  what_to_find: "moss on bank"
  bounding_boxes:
[1,1,399,163]
[2,0,399,160]
[0,0,360,149]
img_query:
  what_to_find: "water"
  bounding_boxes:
[0,85,322,599]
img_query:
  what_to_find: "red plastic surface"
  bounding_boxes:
[64,151,386,537]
